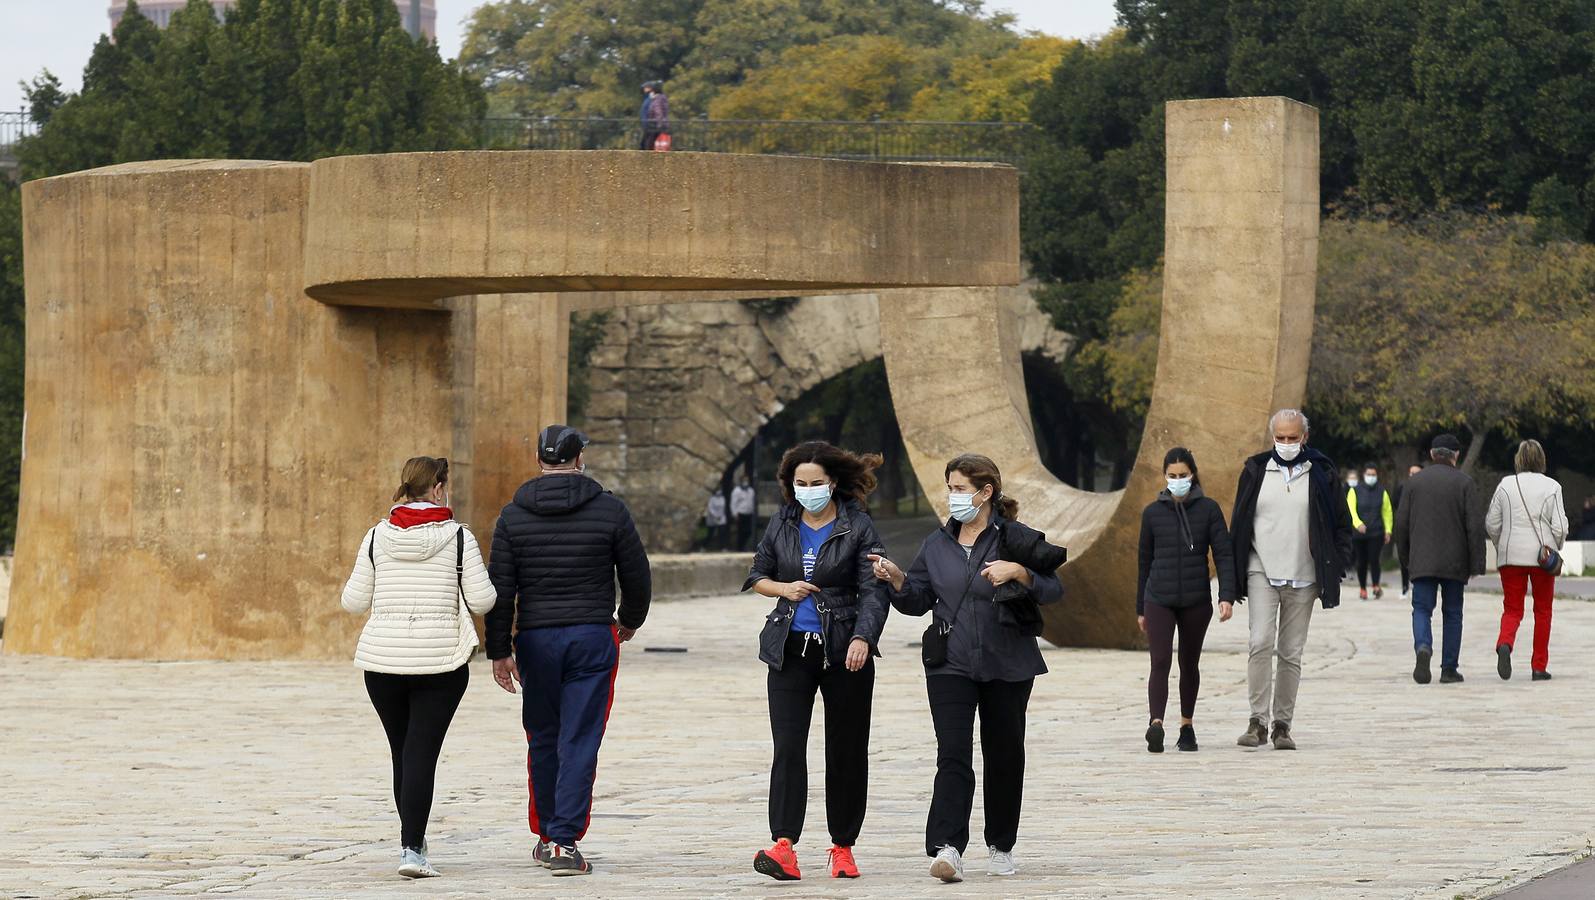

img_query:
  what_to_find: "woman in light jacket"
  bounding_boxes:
[1485,439,1568,681]
[869,454,1063,883]
[342,456,496,878]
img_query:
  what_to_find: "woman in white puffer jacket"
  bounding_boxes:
[342,456,496,879]
[1485,439,1569,682]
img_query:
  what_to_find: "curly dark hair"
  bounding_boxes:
[776,441,882,510]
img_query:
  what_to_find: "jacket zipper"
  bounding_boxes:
[784,514,851,671]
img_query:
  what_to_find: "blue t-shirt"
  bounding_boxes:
[793,520,835,633]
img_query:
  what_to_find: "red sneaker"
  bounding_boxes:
[1359,588,1369,600]
[829,845,860,878]
[754,838,801,881]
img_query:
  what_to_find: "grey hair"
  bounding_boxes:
[1269,408,1310,434]
[1431,447,1459,464]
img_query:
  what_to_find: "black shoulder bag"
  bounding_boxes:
[922,558,980,667]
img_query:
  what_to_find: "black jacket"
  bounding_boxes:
[485,473,651,659]
[992,521,1067,635]
[1136,485,1238,616]
[891,514,1064,682]
[1393,463,1486,582]
[1229,448,1355,609]
[744,500,891,670]
[1350,482,1391,539]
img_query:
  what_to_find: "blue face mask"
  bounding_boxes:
[1166,476,1193,498]
[948,491,984,523]
[793,483,832,514]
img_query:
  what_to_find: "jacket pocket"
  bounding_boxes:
[759,605,792,669]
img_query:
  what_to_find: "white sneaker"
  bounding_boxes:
[930,845,964,883]
[398,847,440,878]
[987,846,1016,876]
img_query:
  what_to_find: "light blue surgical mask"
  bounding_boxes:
[948,492,984,523]
[1364,475,1378,486]
[793,483,832,514]
[1166,476,1193,498]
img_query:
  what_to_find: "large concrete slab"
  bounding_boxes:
[1,586,1590,898]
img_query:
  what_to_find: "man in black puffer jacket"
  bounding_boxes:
[486,425,650,877]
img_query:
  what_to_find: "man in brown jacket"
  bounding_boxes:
[1393,434,1487,684]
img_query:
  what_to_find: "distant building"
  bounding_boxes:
[108,1,437,40]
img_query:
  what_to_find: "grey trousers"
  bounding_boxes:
[1246,575,1318,726]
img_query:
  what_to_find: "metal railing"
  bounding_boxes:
[0,111,37,155]
[1,111,1033,167]
[480,117,1034,166]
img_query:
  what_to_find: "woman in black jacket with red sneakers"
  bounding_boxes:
[1137,447,1239,753]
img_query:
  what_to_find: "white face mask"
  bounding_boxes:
[1364,475,1378,486]
[948,491,984,523]
[1275,441,1303,462]
[793,483,833,514]
[1166,476,1193,498]
[1346,478,1358,487]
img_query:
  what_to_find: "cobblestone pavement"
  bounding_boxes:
[3,585,1593,899]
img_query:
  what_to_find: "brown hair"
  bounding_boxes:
[776,441,882,509]
[393,456,449,503]
[1514,439,1547,474]
[944,454,1019,520]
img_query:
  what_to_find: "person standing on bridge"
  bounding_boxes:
[1394,434,1486,685]
[1136,447,1237,754]
[1348,463,1394,600]
[1228,409,1354,751]
[870,454,1064,883]
[341,456,498,880]
[640,80,670,150]
[485,425,652,877]
[746,441,891,882]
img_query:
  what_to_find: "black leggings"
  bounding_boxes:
[1354,537,1383,588]
[1145,602,1212,721]
[365,665,469,850]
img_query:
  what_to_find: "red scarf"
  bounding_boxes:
[388,505,454,528]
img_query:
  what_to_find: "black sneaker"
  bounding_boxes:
[1270,721,1296,751]
[1177,725,1198,752]
[1497,643,1512,680]
[533,839,553,869]
[1146,721,1165,753]
[550,844,591,877]
[1440,668,1464,684]
[1532,670,1552,681]
[1414,647,1432,684]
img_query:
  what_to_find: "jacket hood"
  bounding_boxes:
[388,503,454,528]
[514,472,606,515]
[374,517,459,562]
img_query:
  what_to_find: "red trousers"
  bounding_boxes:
[1497,566,1556,673]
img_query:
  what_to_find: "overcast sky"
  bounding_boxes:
[1,0,1119,115]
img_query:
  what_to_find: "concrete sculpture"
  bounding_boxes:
[8,97,1318,658]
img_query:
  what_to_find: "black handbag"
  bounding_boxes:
[922,565,979,667]
[1513,475,1564,576]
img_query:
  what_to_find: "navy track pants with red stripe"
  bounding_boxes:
[514,623,620,846]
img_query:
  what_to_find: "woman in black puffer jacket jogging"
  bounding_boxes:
[1137,447,1239,753]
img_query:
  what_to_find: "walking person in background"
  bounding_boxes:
[745,442,891,882]
[705,488,729,551]
[1573,496,1595,541]
[640,80,670,149]
[341,457,497,879]
[1136,448,1238,753]
[486,425,652,877]
[870,454,1064,882]
[1393,464,1423,598]
[1348,463,1394,600]
[1394,434,1486,685]
[1486,439,1568,681]
[733,476,758,551]
[1228,409,1354,751]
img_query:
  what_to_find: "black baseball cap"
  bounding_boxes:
[538,424,589,465]
[1431,433,1462,452]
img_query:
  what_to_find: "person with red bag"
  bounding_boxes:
[640,80,671,150]
[1486,439,1569,681]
